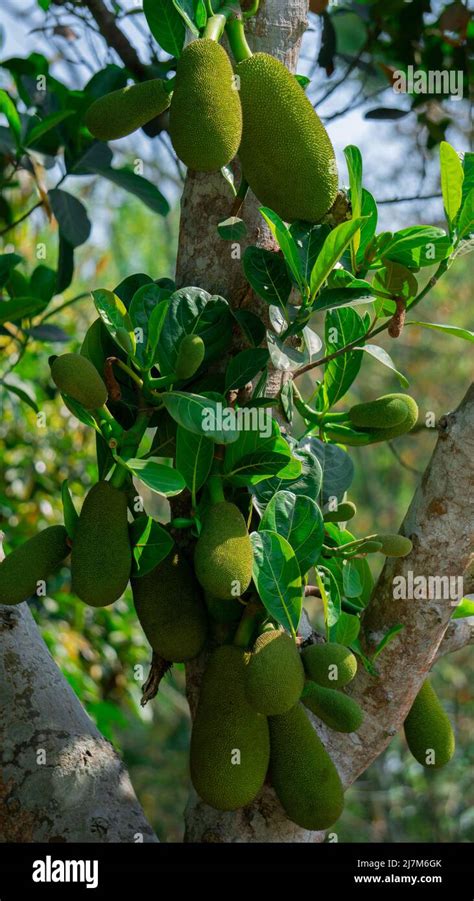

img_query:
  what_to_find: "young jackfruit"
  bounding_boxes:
[169,39,242,171]
[132,551,207,661]
[404,680,455,768]
[301,642,357,688]
[0,525,69,606]
[302,681,364,733]
[51,353,107,410]
[175,334,205,380]
[348,394,418,441]
[269,703,344,829]
[204,592,242,623]
[190,645,270,810]
[194,501,253,600]
[236,53,338,223]
[373,533,413,557]
[85,79,171,141]
[71,481,131,607]
[244,629,305,715]
[323,501,357,523]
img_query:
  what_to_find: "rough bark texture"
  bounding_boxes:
[0,601,157,843]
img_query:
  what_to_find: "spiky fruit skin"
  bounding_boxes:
[245,630,305,715]
[348,394,418,441]
[169,39,242,171]
[404,680,455,769]
[236,53,338,223]
[269,703,344,829]
[85,79,171,141]
[175,334,205,379]
[302,681,364,733]
[51,353,107,410]
[301,642,357,689]
[204,592,242,623]
[194,501,253,600]
[190,645,270,810]
[373,533,413,557]
[0,526,69,605]
[132,551,207,661]
[71,482,131,607]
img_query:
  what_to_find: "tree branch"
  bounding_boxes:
[435,616,474,660]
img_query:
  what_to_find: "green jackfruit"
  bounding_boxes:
[236,53,338,223]
[0,525,69,606]
[404,680,455,768]
[71,481,131,607]
[302,681,363,733]
[85,79,171,141]
[348,394,418,441]
[51,353,107,410]
[190,645,270,810]
[175,334,205,380]
[323,501,357,523]
[204,592,242,623]
[269,703,344,829]
[244,630,305,715]
[169,39,242,171]
[132,551,207,661]
[301,642,357,688]
[194,501,253,600]
[373,533,413,557]
[360,540,384,553]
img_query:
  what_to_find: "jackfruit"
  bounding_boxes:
[51,353,107,410]
[194,501,253,600]
[190,645,270,810]
[71,481,131,607]
[323,501,357,523]
[348,394,418,441]
[204,592,242,623]
[302,681,363,733]
[132,551,207,661]
[373,533,413,557]
[0,525,69,606]
[244,629,305,715]
[175,334,205,380]
[85,79,171,141]
[236,53,338,223]
[404,680,455,768]
[269,703,344,829]
[169,39,242,171]
[301,642,357,688]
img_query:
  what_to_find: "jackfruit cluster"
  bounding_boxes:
[302,681,363,733]
[348,394,419,442]
[244,629,305,715]
[404,680,455,768]
[302,642,357,689]
[71,481,131,607]
[50,353,108,410]
[236,53,338,223]
[0,525,69,606]
[132,551,207,661]
[190,645,270,810]
[85,79,171,141]
[175,334,205,380]
[194,501,253,600]
[169,39,242,171]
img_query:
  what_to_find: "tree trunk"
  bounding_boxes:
[0,600,157,843]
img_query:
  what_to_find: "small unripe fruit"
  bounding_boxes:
[51,353,107,410]
[85,79,171,141]
[348,393,418,441]
[194,501,253,600]
[404,680,455,769]
[301,642,357,688]
[245,630,305,715]
[323,501,357,523]
[0,526,69,605]
[175,334,205,380]
[373,534,413,557]
[302,681,364,733]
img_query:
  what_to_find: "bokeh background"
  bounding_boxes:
[1,0,472,842]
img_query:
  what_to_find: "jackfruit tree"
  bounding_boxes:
[0,0,473,848]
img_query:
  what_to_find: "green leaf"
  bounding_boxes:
[316,285,374,311]
[250,530,302,637]
[344,145,363,266]
[62,395,100,432]
[217,216,248,241]
[310,218,365,299]
[161,391,240,444]
[356,189,378,267]
[61,479,79,539]
[260,490,324,577]
[172,0,199,35]
[146,300,170,369]
[30,264,57,303]
[316,565,341,632]
[371,624,404,660]
[56,235,74,294]
[129,284,170,368]
[457,188,474,239]
[440,141,464,227]
[156,287,232,376]
[405,321,474,344]
[176,426,214,496]
[0,295,46,324]
[91,166,169,217]
[290,222,331,283]
[232,309,266,347]
[452,596,474,620]
[253,445,322,511]
[25,109,74,147]
[129,515,174,578]
[0,253,22,289]
[143,0,186,56]
[92,288,136,356]
[223,419,295,486]
[243,246,292,307]
[123,457,185,496]
[225,348,269,391]
[329,611,360,646]
[259,207,304,289]
[351,638,378,676]
[323,307,365,406]
[373,261,418,308]
[342,559,362,598]
[49,189,91,248]
[357,343,409,387]
[307,438,354,503]
[1,375,39,412]
[0,89,21,149]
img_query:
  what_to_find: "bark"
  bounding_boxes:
[0,600,157,843]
